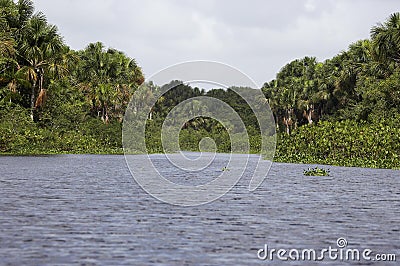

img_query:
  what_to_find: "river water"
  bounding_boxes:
[0,154,399,265]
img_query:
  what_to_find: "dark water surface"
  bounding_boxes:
[0,154,399,265]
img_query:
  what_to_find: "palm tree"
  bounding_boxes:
[17,13,65,119]
[0,1,26,105]
[77,42,143,123]
[0,31,15,58]
[0,20,17,103]
[371,12,400,66]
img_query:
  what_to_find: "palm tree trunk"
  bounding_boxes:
[101,103,105,123]
[101,101,109,124]
[283,117,290,135]
[30,79,36,121]
[105,107,109,124]
[303,105,314,125]
[306,109,313,124]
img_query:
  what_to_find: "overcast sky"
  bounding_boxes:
[34,0,399,87]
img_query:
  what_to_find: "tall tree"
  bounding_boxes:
[371,12,400,67]
[0,0,68,119]
[76,42,143,123]
[18,12,66,119]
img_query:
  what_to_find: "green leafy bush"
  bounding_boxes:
[275,120,400,169]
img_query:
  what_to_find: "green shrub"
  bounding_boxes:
[275,120,400,169]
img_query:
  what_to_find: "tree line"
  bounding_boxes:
[0,0,143,122]
[263,13,400,134]
[0,0,144,153]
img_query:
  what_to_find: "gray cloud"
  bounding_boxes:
[34,0,399,86]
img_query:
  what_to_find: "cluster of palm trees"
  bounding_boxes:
[0,0,72,120]
[262,12,400,134]
[371,13,400,66]
[0,0,143,123]
[75,42,144,123]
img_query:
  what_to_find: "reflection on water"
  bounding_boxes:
[0,154,399,265]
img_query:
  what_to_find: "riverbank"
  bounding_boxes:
[2,119,399,170]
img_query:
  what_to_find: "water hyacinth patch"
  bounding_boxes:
[303,166,330,176]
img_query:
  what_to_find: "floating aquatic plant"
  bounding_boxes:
[303,166,330,176]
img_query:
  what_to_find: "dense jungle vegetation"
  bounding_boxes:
[1,0,399,168]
